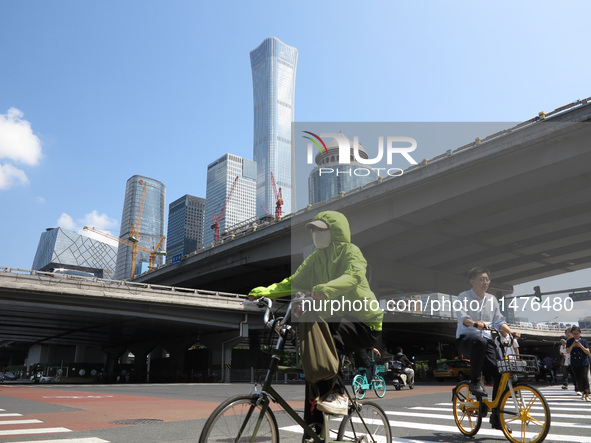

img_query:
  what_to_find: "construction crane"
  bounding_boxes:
[83,226,166,279]
[270,172,283,220]
[211,175,239,245]
[260,205,271,216]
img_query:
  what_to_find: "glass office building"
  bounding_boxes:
[32,227,118,279]
[308,135,378,204]
[204,154,257,246]
[114,175,166,280]
[250,37,298,217]
[166,194,206,263]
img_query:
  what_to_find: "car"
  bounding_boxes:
[433,359,471,381]
[0,372,4,382]
[3,371,17,381]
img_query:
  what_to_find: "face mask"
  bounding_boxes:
[313,230,331,249]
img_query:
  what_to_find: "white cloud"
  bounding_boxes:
[0,163,29,190]
[81,210,119,231]
[0,108,43,166]
[57,211,120,247]
[57,213,77,231]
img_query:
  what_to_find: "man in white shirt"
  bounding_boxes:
[497,333,519,356]
[455,267,519,430]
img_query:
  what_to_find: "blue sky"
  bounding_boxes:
[1,1,590,321]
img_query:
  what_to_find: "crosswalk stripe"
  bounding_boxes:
[384,418,591,442]
[411,405,591,419]
[386,410,591,429]
[280,425,446,443]
[415,405,591,413]
[0,427,72,436]
[0,409,109,443]
[547,398,591,401]
[279,424,390,443]
[7,439,110,443]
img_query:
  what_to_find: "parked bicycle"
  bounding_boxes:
[352,365,387,399]
[452,328,551,443]
[199,293,392,443]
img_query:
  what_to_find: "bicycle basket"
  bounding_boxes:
[376,364,386,374]
[497,354,539,375]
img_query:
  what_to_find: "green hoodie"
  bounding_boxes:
[249,211,383,331]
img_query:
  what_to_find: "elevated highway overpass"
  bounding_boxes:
[0,268,576,382]
[139,98,591,300]
[0,268,265,381]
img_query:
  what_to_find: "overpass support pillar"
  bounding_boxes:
[103,347,127,383]
[201,330,245,383]
[158,338,196,382]
[128,344,155,383]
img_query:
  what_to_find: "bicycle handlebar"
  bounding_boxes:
[243,297,274,328]
[243,292,314,331]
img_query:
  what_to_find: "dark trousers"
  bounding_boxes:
[562,365,570,384]
[571,365,590,395]
[569,365,579,391]
[304,318,380,428]
[456,334,501,401]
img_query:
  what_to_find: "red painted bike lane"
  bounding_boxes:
[0,385,217,434]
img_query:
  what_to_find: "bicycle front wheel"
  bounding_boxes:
[352,374,366,400]
[337,401,392,442]
[452,382,482,436]
[373,375,387,398]
[198,394,279,443]
[499,384,551,443]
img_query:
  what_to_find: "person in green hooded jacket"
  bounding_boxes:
[249,210,383,418]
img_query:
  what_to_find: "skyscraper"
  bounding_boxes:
[308,134,378,204]
[250,37,298,217]
[204,154,257,246]
[114,175,166,280]
[166,194,206,263]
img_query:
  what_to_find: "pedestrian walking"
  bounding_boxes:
[566,326,591,401]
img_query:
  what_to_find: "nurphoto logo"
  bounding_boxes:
[302,131,419,177]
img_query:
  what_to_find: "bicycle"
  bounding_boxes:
[352,366,387,399]
[452,328,551,443]
[199,293,392,443]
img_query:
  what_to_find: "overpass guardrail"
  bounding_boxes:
[0,266,249,302]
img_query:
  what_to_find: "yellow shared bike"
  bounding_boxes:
[452,329,551,443]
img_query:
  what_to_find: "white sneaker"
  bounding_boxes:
[316,393,349,416]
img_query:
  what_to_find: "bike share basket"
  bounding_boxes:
[497,354,539,374]
[376,364,386,375]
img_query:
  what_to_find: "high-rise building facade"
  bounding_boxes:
[166,194,206,263]
[32,227,118,279]
[114,175,166,280]
[308,135,378,204]
[250,37,298,217]
[204,154,257,246]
